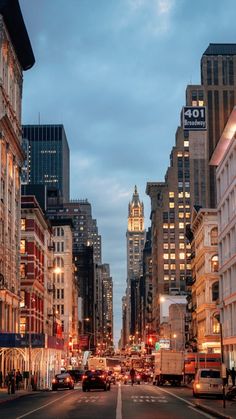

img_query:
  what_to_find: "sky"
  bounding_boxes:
[19,0,236,345]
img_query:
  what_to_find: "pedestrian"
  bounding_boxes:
[0,371,3,388]
[16,369,22,390]
[231,367,236,386]
[10,370,15,394]
[5,372,11,394]
[130,367,136,386]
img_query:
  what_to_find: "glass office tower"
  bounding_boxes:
[23,124,70,202]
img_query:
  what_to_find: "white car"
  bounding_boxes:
[193,368,223,398]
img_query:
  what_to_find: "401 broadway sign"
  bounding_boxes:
[182,106,206,130]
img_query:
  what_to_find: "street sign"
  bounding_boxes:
[159,339,170,349]
[155,342,160,351]
[182,106,206,130]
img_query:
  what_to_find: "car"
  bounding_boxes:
[66,369,85,382]
[52,373,74,391]
[193,368,222,398]
[82,370,111,392]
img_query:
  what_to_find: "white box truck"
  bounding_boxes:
[153,350,184,386]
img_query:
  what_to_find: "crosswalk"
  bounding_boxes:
[131,395,168,403]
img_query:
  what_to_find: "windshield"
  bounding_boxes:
[200,370,220,378]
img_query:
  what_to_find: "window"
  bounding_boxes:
[179,222,184,229]
[212,282,219,301]
[163,254,169,260]
[20,240,26,254]
[212,317,220,334]
[20,263,26,278]
[169,192,174,198]
[179,252,185,259]
[164,264,169,270]
[210,227,218,245]
[164,275,169,281]
[211,255,219,272]
[169,202,175,208]
[21,219,26,230]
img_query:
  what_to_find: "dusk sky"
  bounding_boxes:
[19,0,236,345]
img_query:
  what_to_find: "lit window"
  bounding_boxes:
[177,152,183,157]
[170,264,176,270]
[170,243,175,249]
[163,243,169,249]
[185,212,190,218]
[179,222,184,229]
[21,219,26,230]
[163,223,168,229]
[186,264,191,270]
[170,253,175,260]
[169,223,175,229]
[163,254,169,260]
[199,100,204,106]
[178,192,184,198]
[179,252,185,259]
[20,240,26,254]
[169,192,174,198]
[164,275,169,281]
[211,255,219,272]
[169,202,175,208]
[164,264,169,270]
[185,192,190,198]
[179,243,185,249]
[180,264,185,270]
[184,140,189,147]
[179,212,184,219]
[179,234,185,240]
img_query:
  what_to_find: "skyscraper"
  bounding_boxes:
[200,44,236,207]
[23,124,70,202]
[124,186,145,343]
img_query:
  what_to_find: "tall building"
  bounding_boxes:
[0,0,34,341]
[47,199,101,263]
[146,127,192,333]
[124,186,145,343]
[200,44,236,207]
[23,124,70,202]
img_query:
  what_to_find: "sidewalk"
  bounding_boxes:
[185,381,236,419]
[0,387,40,405]
[193,397,236,419]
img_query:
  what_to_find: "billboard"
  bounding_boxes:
[182,106,206,130]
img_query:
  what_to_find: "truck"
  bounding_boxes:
[153,350,184,386]
[87,357,107,371]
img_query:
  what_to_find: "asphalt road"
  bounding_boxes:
[0,383,218,419]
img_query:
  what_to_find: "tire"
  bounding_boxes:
[104,386,107,391]
[82,387,86,392]
[193,391,199,398]
[52,386,57,391]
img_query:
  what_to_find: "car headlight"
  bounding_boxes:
[196,383,201,389]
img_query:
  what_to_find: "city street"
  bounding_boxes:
[0,383,232,419]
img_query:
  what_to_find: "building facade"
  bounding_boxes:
[124,186,145,344]
[190,207,220,354]
[23,124,70,202]
[210,106,236,368]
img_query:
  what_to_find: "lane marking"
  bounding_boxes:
[116,382,122,419]
[156,387,195,407]
[188,406,214,419]
[15,391,75,419]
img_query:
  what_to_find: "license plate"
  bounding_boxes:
[211,384,218,388]
[59,380,63,383]
[91,378,96,381]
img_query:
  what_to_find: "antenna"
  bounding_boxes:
[38,112,41,125]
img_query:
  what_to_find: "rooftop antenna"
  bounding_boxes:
[38,112,41,125]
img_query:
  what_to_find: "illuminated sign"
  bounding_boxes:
[182,106,206,130]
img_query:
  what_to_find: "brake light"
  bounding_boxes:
[66,377,70,382]
[82,375,86,380]
[100,375,104,379]
[52,379,56,383]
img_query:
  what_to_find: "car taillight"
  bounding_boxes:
[52,379,56,383]
[100,375,104,379]
[82,375,86,380]
[137,375,140,379]
[66,377,70,382]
